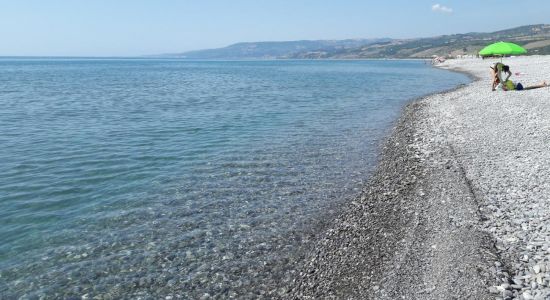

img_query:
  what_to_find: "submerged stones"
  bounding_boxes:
[292,56,550,299]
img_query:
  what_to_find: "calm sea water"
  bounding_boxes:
[0,59,469,298]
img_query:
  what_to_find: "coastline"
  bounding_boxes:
[0,59,469,299]
[289,56,550,299]
[289,81,497,299]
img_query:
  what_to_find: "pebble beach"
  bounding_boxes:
[439,56,550,299]
[1,57,548,299]
[290,56,550,299]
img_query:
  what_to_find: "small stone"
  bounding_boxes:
[512,278,524,285]
[533,265,541,274]
[522,291,533,300]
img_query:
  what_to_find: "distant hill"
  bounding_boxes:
[165,39,391,59]
[311,24,550,59]
[163,24,550,59]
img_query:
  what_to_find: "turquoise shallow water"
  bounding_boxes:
[0,59,469,298]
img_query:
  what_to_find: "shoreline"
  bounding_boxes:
[0,59,469,299]
[289,78,497,299]
[290,56,550,299]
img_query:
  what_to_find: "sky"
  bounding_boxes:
[1,0,549,57]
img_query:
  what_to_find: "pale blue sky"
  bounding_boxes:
[1,0,549,56]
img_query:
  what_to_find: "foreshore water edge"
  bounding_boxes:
[0,60,469,299]
[2,58,548,299]
[290,56,550,299]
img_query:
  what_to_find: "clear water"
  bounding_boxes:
[0,59,468,298]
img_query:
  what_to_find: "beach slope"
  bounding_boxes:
[290,56,550,299]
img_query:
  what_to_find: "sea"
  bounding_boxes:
[0,59,469,298]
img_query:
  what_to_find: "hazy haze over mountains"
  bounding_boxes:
[164,25,550,59]
[157,39,392,59]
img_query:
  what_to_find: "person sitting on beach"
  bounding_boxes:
[491,63,512,91]
[499,80,548,91]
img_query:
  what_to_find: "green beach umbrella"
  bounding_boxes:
[479,41,527,57]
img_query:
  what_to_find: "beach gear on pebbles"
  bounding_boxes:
[434,57,550,299]
[290,56,550,299]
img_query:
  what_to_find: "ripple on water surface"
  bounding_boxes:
[0,59,469,298]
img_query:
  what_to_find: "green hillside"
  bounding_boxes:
[168,24,550,59]
[291,24,550,59]
[171,39,391,59]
